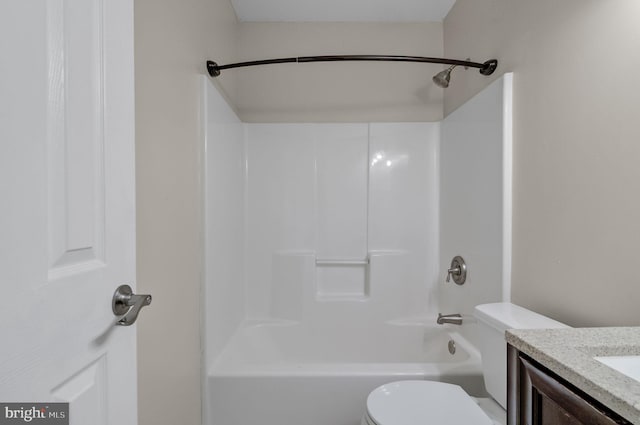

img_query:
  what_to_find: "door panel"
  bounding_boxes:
[0,1,136,424]
[52,356,107,425]
[47,0,106,277]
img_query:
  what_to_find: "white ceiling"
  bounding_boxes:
[230,0,457,22]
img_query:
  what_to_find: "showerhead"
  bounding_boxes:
[432,65,456,88]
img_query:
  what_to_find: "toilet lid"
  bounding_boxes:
[366,381,494,425]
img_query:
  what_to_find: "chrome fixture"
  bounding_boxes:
[431,55,498,88]
[437,313,463,326]
[446,256,467,285]
[448,339,456,355]
[112,284,152,326]
[432,65,456,88]
[206,56,498,86]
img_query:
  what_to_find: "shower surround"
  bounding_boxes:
[202,74,512,425]
[244,121,439,321]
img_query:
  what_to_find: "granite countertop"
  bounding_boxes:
[506,327,640,424]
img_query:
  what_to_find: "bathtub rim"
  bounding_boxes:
[208,321,483,377]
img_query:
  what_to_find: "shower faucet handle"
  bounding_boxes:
[445,256,467,285]
[446,267,460,283]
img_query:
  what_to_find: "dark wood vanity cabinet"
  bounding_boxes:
[507,345,632,425]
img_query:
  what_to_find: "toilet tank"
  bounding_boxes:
[473,303,568,409]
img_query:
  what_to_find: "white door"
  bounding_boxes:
[0,0,138,424]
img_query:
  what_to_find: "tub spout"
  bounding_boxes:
[437,313,463,325]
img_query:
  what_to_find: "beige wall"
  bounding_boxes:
[444,0,640,327]
[236,22,444,122]
[134,0,237,424]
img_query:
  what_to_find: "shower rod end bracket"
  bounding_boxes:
[479,59,498,76]
[207,60,221,77]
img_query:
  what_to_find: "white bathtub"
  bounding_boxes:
[207,322,486,425]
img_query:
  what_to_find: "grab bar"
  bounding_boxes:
[315,257,369,266]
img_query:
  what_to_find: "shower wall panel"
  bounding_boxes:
[245,122,439,325]
[203,78,246,363]
[439,74,513,327]
[245,124,369,318]
[368,123,440,317]
[315,126,369,300]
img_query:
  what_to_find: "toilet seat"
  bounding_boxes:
[365,381,495,425]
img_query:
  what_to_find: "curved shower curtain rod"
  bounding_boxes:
[206,56,498,78]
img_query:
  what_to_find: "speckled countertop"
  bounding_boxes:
[506,327,640,424]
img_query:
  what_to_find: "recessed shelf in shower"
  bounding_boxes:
[315,256,370,300]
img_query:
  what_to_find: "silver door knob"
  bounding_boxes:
[112,284,152,326]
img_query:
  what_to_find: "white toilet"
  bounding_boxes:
[361,303,567,425]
